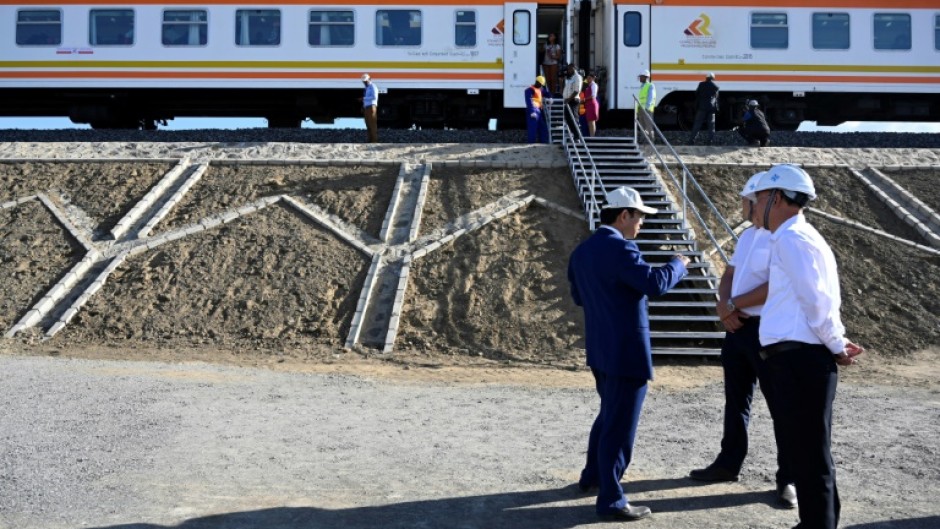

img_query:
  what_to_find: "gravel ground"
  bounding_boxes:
[1,139,938,529]
[1,354,938,529]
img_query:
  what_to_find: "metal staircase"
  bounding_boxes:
[548,102,726,355]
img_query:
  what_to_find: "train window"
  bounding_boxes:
[90,9,134,46]
[812,13,849,50]
[623,12,641,47]
[512,10,530,46]
[236,9,281,46]
[376,10,422,47]
[750,13,788,49]
[163,10,208,47]
[309,11,354,46]
[936,14,940,50]
[455,10,476,47]
[16,10,61,46]
[874,13,911,50]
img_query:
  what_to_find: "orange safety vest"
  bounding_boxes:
[578,91,586,115]
[529,86,542,109]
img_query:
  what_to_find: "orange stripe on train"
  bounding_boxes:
[0,71,505,80]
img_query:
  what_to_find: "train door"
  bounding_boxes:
[613,4,651,111]
[504,3,538,108]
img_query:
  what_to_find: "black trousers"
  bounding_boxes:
[688,109,715,144]
[764,343,840,529]
[715,318,792,486]
[738,127,769,147]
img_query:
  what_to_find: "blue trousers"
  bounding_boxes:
[765,344,840,529]
[580,369,648,514]
[716,318,792,486]
[526,110,548,143]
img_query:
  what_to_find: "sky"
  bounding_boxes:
[0,116,938,133]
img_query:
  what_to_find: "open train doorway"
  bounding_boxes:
[536,5,567,97]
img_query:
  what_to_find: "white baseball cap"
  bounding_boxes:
[361,73,371,82]
[639,69,651,77]
[603,186,658,214]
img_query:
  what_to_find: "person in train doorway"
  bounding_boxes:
[525,75,550,144]
[568,186,690,522]
[688,72,719,145]
[360,73,379,143]
[582,71,600,137]
[562,64,583,134]
[635,70,656,140]
[738,100,770,147]
[688,172,797,510]
[541,33,562,95]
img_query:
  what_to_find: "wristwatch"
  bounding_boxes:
[726,298,737,313]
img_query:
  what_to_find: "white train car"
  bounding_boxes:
[1,0,568,128]
[2,0,938,129]
[597,0,940,129]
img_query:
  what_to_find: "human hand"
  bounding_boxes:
[835,342,864,366]
[721,311,746,332]
[530,113,537,119]
[675,254,690,267]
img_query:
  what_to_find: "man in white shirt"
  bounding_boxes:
[360,73,379,143]
[562,64,583,133]
[689,172,795,509]
[749,164,863,529]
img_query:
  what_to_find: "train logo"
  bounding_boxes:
[684,14,712,37]
[491,19,505,36]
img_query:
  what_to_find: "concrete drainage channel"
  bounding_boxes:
[2,158,583,351]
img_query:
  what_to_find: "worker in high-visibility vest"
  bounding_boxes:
[635,70,656,139]
[525,75,550,143]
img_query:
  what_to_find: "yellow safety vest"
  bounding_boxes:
[638,82,655,111]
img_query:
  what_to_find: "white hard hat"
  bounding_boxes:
[752,164,817,202]
[747,99,759,107]
[706,72,715,79]
[603,186,658,215]
[740,172,766,202]
[361,73,371,82]
[639,69,651,77]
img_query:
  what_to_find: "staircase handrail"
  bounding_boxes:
[633,97,736,264]
[560,101,603,230]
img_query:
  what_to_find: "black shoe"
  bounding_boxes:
[777,483,797,509]
[689,463,739,482]
[598,504,652,521]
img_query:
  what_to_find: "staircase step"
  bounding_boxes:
[650,301,715,307]
[650,331,726,339]
[649,315,721,322]
[633,239,696,245]
[652,347,722,356]
[664,288,718,295]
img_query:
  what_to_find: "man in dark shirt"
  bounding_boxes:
[688,73,719,145]
[739,100,771,147]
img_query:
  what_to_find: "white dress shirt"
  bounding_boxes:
[759,213,848,354]
[563,72,583,101]
[728,226,770,317]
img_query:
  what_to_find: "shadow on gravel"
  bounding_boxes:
[844,518,940,529]
[79,481,799,529]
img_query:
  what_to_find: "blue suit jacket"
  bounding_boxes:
[568,226,688,379]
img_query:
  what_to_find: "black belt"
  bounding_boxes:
[759,340,824,361]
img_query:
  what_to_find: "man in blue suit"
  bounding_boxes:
[568,186,689,521]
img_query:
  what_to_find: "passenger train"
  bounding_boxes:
[2,0,938,130]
